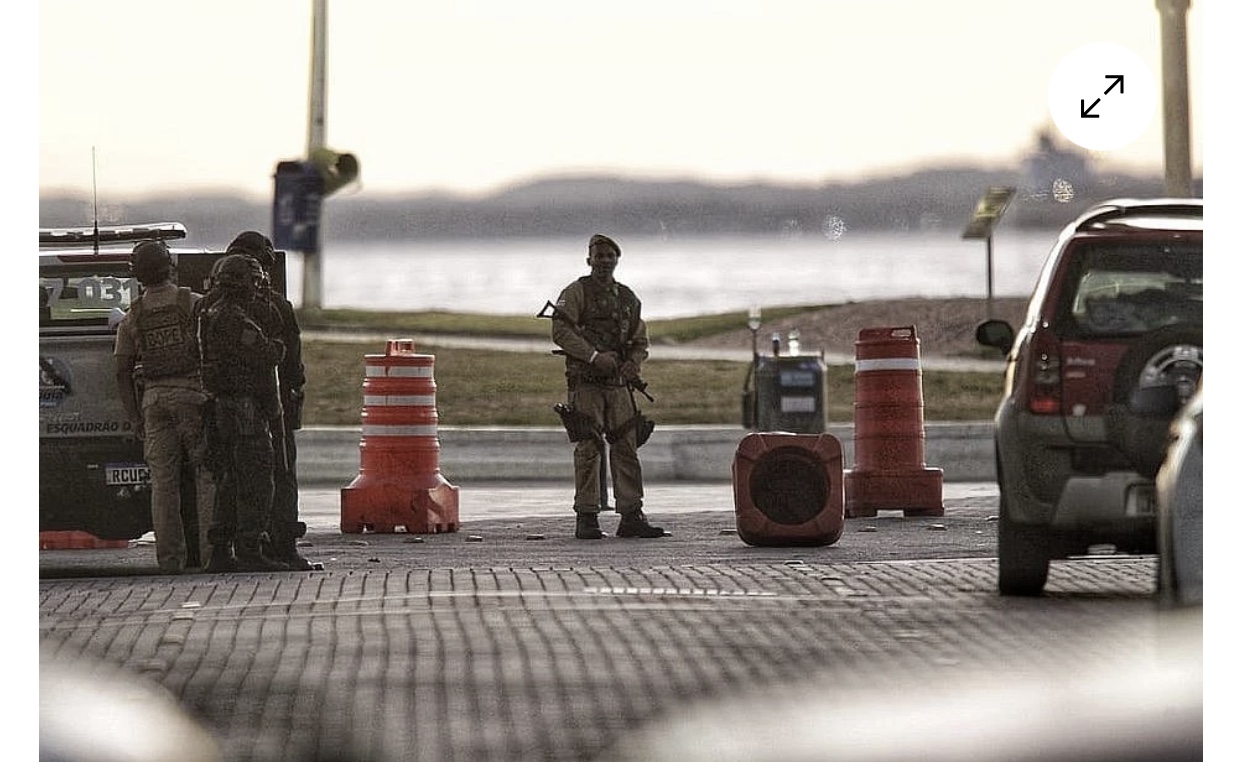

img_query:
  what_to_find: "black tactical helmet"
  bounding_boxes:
[227,230,276,270]
[213,253,265,295]
[130,240,173,284]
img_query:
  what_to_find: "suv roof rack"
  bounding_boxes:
[39,222,188,249]
[1072,198,1202,232]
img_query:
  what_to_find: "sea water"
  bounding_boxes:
[288,229,1055,319]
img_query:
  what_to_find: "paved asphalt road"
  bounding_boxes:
[38,482,1204,762]
[39,482,1004,577]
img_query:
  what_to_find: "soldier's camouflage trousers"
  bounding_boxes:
[568,381,644,514]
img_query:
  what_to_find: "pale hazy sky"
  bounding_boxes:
[35,0,1215,201]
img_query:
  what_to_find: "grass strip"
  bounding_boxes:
[302,340,1002,426]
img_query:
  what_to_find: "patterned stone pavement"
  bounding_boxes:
[39,501,1198,762]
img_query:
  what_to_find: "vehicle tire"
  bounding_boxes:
[90,511,153,541]
[997,490,1050,596]
[1113,325,1202,407]
[1155,484,1197,606]
[1107,325,1202,479]
[1156,510,1179,605]
[1155,397,1204,607]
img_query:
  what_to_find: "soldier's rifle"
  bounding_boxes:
[536,300,654,402]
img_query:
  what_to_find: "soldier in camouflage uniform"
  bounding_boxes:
[114,240,215,573]
[197,254,288,572]
[551,234,666,540]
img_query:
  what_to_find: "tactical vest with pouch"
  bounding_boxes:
[131,287,198,379]
[568,276,640,383]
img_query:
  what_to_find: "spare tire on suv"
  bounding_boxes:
[1105,325,1203,479]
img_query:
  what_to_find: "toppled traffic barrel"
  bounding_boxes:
[732,432,844,546]
[340,339,460,534]
[844,326,943,518]
[39,531,129,550]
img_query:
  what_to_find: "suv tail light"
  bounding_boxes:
[1024,325,1063,415]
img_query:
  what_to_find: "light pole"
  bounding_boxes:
[274,0,357,311]
[302,0,328,311]
[1156,0,1193,197]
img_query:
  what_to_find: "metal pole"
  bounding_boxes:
[302,0,328,311]
[986,234,995,318]
[598,442,610,512]
[1156,0,1193,197]
[307,0,327,154]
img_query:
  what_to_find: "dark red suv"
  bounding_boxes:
[976,198,1202,596]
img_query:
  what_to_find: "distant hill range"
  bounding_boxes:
[40,151,1193,249]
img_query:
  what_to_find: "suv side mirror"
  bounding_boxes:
[975,319,1015,355]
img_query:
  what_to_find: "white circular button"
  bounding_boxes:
[1048,42,1157,152]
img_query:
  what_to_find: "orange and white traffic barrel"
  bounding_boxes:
[732,432,844,546]
[844,326,943,518]
[340,339,460,534]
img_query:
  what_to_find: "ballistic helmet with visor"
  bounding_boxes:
[130,240,173,285]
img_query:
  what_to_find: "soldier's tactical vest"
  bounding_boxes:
[132,287,198,379]
[577,276,639,352]
[199,299,278,409]
[567,276,640,380]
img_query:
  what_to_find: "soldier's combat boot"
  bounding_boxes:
[234,538,291,572]
[616,510,666,538]
[575,512,604,540]
[203,542,238,574]
[270,524,314,571]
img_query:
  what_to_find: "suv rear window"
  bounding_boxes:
[1057,241,1202,338]
[40,261,137,329]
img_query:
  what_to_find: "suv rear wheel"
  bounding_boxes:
[996,469,1051,596]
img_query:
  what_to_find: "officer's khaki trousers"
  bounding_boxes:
[141,385,215,572]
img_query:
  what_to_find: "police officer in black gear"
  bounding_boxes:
[198,254,288,572]
[224,231,312,571]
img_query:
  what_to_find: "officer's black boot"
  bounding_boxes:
[575,512,604,540]
[203,542,238,574]
[234,537,291,572]
[270,523,314,571]
[616,509,666,538]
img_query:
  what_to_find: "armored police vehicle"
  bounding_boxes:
[39,222,289,540]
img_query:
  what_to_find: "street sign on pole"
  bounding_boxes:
[962,186,1016,241]
[272,161,323,254]
[962,186,1016,316]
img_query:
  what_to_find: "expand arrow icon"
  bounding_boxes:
[1079,74,1126,118]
